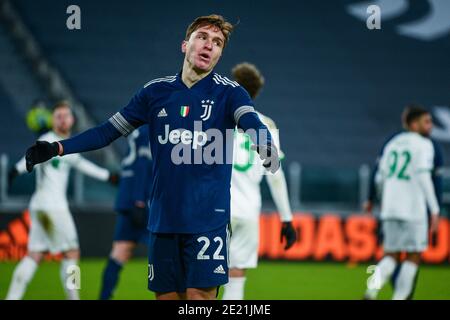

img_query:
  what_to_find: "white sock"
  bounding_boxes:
[222,277,246,300]
[365,256,397,300]
[393,261,418,300]
[60,259,80,300]
[6,256,38,300]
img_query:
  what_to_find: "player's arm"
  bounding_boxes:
[373,146,391,199]
[10,132,50,183]
[418,171,440,233]
[365,161,379,212]
[261,118,296,249]
[266,169,292,221]
[374,160,387,194]
[230,87,280,173]
[24,87,150,172]
[7,157,27,188]
[417,172,439,214]
[131,137,152,206]
[364,132,399,213]
[416,141,440,233]
[266,163,297,249]
[69,155,118,184]
[128,136,152,227]
[431,139,444,206]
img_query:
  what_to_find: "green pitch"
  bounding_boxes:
[1,259,449,300]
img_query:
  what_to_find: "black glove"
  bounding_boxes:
[251,144,280,174]
[25,141,60,172]
[8,167,19,188]
[128,205,148,229]
[108,172,120,185]
[280,221,297,250]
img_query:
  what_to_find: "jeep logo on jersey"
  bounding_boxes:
[157,121,277,166]
[200,100,214,121]
[158,123,208,150]
[158,121,232,165]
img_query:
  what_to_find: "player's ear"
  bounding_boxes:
[181,40,187,53]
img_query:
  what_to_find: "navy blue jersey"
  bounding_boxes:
[368,130,444,205]
[115,125,152,211]
[108,71,259,233]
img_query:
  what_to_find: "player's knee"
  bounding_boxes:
[186,287,217,300]
[111,242,134,263]
[406,253,421,264]
[386,252,400,262]
[229,268,246,277]
[63,249,80,260]
[28,252,43,264]
[111,251,130,264]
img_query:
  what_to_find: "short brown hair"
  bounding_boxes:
[402,104,429,128]
[185,14,233,46]
[52,100,71,113]
[232,62,265,99]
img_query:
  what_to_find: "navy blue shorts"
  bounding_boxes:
[113,212,149,244]
[147,224,230,293]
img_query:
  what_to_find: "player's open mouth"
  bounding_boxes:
[199,53,211,62]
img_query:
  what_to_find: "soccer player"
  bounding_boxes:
[364,106,440,300]
[362,105,444,295]
[99,125,152,300]
[222,63,296,300]
[23,15,280,300]
[6,101,117,300]
[363,105,443,214]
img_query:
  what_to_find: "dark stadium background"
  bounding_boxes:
[1,0,449,267]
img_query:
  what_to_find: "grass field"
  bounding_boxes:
[1,259,449,300]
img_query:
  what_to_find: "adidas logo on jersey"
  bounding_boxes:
[157,108,168,117]
[213,265,226,274]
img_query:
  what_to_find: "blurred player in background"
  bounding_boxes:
[23,15,280,300]
[6,101,118,300]
[100,125,152,300]
[364,105,443,214]
[364,106,440,300]
[363,105,444,294]
[223,63,296,300]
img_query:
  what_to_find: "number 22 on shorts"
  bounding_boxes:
[196,236,225,260]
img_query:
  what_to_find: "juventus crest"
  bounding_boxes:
[200,100,214,121]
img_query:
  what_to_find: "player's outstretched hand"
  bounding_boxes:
[280,221,297,250]
[363,200,373,215]
[108,172,120,185]
[251,144,280,174]
[25,141,60,172]
[430,214,439,234]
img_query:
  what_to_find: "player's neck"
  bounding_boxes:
[53,129,70,139]
[181,62,211,88]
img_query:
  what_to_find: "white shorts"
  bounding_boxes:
[382,219,428,253]
[229,217,259,269]
[28,206,79,254]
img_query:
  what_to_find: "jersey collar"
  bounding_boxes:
[176,69,216,93]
